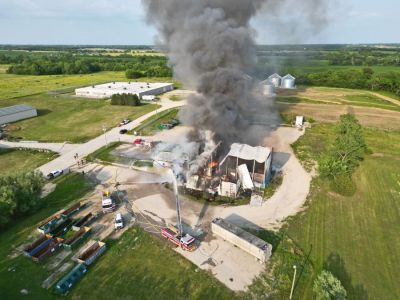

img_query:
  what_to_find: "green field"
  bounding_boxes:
[0,148,56,174]
[132,108,179,136]
[69,227,234,300]
[0,68,176,100]
[0,172,235,300]
[0,173,94,300]
[1,93,159,143]
[287,124,400,299]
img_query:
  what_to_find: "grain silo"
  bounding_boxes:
[281,74,296,89]
[267,73,282,88]
[262,83,275,97]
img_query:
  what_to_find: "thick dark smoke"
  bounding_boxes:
[141,0,331,150]
[141,0,273,149]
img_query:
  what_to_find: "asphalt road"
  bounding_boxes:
[0,98,185,176]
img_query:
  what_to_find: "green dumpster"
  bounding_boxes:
[55,263,87,295]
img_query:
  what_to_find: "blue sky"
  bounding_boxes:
[0,0,398,45]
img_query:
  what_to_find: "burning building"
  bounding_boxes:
[218,143,273,197]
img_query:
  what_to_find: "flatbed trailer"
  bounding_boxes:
[161,227,196,252]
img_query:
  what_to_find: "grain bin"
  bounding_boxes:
[262,84,275,97]
[281,74,296,89]
[267,73,282,88]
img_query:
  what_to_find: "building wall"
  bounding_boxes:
[0,109,37,125]
[262,152,273,188]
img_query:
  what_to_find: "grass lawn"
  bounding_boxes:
[132,108,179,136]
[86,141,122,163]
[0,173,94,300]
[0,69,175,100]
[285,123,400,299]
[0,148,56,175]
[69,226,235,300]
[1,93,159,143]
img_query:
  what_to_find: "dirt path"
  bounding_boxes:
[369,92,400,106]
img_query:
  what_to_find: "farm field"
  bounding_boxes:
[287,123,400,299]
[0,93,160,143]
[277,86,400,112]
[0,148,56,174]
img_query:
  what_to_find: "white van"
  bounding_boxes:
[114,213,124,230]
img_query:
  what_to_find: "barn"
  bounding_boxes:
[0,105,37,125]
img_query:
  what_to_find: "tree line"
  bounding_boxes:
[319,114,368,196]
[296,68,400,96]
[0,171,44,230]
[1,53,172,77]
[111,93,141,106]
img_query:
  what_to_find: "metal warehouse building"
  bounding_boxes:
[75,82,174,99]
[0,104,37,125]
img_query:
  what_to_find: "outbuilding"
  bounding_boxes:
[0,104,37,125]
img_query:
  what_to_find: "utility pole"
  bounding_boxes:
[102,124,108,146]
[290,265,297,300]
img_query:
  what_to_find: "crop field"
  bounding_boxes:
[0,148,56,174]
[277,86,400,112]
[0,93,159,143]
[287,124,400,299]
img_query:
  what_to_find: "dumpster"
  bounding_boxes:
[55,263,87,295]
[37,216,62,234]
[31,237,64,263]
[50,218,73,237]
[23,234,53,257]
[72,213,94,231]
[77,241,107,266]
[61,202,83,219]
[63,227,91,251]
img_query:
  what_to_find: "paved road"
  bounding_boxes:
[0,98,185,176]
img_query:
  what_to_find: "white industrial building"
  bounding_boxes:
[0,105,37,125]
[75,82,174,99]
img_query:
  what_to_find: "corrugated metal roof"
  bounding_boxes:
[0,105,36,117]
[225,143,272,163]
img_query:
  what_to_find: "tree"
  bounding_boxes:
[313,270,347,300]
[126,69,143,79]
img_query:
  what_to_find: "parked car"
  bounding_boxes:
[133,138,144,145]
[47,169,63,180]
[119,129,128,134]
[119,119,130,127]
[114,213,124,230]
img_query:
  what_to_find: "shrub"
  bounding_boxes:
[313,270,347,300]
